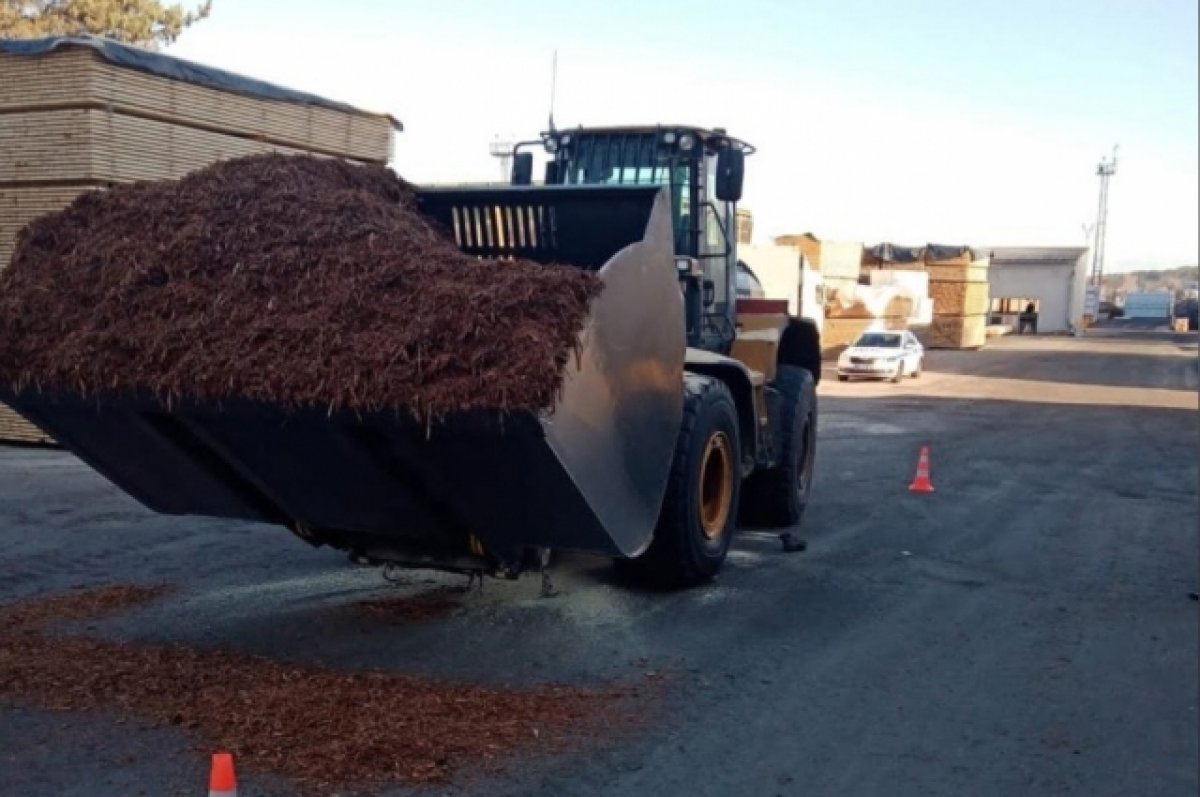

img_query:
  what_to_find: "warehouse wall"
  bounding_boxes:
[988,263,1074,332]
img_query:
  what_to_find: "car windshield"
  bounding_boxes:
[855,333,903,348]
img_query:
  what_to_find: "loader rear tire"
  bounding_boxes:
[740,366,817,528]
[624,375,741,588]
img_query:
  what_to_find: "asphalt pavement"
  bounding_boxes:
[1,330,1197,796]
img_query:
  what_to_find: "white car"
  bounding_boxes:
[836,330,924,382]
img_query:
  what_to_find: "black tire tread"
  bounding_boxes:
[741,365,816,528]
[634,375,740,587]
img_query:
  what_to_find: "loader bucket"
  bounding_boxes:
[0,185,684,562]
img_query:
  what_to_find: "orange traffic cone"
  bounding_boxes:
[908,446,935,493]
[208,752,237,797]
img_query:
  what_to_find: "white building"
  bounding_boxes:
[984,247,1089,333]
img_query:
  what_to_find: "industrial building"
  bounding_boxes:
[984,247,1089,333]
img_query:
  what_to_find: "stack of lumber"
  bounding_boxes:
[924,249,989,349]
[825,291,913,321]
[861,242,925,271]
[0,38,398,444]
[856,243,988,350]
[0,46,394,165]
[774,233,863,296]
[823,317,908,352]
[0,186,92,269]
[774,233,822,269]
[821,287,913,352]
[735,208,753,244]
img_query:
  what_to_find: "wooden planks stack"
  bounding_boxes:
[822,291,913,352]
[0,185,93,268]
[823,317,908,352]
[924,251,989,349]
[774,233,821,268]
[0,108,324,183]
[0,41,397,445]
[735,208,753,244]
[0,48,393,162]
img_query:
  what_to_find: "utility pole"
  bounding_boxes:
[1089,146,1118,288]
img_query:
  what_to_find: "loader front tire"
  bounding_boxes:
[626,375,741,588]
[740,365,817,528]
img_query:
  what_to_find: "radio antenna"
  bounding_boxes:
[548,50,558,133]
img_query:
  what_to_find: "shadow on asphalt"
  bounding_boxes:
[1091,318,1179,331]
[1087,322,1197,342]
[922,347,1195,390]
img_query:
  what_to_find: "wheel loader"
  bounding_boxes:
[2,124,820,588]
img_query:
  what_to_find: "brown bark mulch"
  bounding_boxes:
[0,154,602,421]
[0,585,651,791]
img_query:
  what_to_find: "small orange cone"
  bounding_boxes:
[908,446,935,493]
[208,752,237,797]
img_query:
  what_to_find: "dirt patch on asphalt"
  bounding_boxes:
[0,154,603,421]
[348,586,464,625]
[0,585,649,791]
[0,583,172,632]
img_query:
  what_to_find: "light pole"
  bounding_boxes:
[489,137,515,182]
[1089,146,1118,288]
[1080,147,1117,329]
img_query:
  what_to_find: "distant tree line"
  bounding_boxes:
[1102,265,1199,296]
[1,1,212,48]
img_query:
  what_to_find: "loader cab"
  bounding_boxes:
[512,125,753,354]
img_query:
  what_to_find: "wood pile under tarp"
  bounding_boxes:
[0,36,400,444]
[861,242,926,270]
[926,314,987,349]
[859,243,989,350]
[821,287,913,351]
[775,233,823,268]
[823,317,912,351]
[774,233,863,297]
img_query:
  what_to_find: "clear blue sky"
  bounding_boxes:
[169,0,1199,271]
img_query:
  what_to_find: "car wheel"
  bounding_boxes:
[837,374,849,382]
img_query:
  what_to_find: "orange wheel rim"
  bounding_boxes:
[699,431,734,540]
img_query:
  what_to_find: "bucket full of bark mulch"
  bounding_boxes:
[0,154,602,419]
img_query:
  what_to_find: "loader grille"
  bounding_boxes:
[416,185,662,271]
[449,203,556,255]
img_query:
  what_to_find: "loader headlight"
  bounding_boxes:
[544,137,559,153]
[663,131,677,145]
[559,133,571,146]
[678,133,696,151]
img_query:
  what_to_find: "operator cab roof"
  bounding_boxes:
[542,124,755,155]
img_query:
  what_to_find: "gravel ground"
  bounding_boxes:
[1,330,1196,797]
